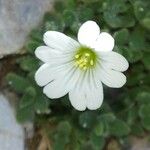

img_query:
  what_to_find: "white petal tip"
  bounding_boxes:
[124,61,129,71]
[78,20,100,47]
[87,101,103,110]
[74,107,86,111]
[34,72,44,87]
[43,88,54,99]
[94,32,115,52]
[114,76,127,88]
[43,31,53,37]
[35,47,42,59]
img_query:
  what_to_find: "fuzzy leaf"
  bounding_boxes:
[79,111,97,129]
[108,119,130,137]
[53,121,71,150]
[139,104,150,118]
[114,29,129,45]
[19,87,36,108]
[6,73,30,93]
[17,56,39,72]
[90,134,105,150]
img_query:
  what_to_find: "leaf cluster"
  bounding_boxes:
[6,0,150,149]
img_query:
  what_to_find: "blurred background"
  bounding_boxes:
[0,0,150,150]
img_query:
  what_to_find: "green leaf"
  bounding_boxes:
[17,104,35,123]
[96,113,116,137]
[136,91,150,104]
[103,0,135,28]
[16,87,36,122]
[141,117,150,130]
[141,14,150,30]
[123,48,143,63]
[127,71,146,86]
[53,121,71,150]
[94,121,104,136]
[17,56,39,72]
[6,73,30,93]
[43,13,64,32]
[103,0,128,13]
[77,7,94,22]
[63,10,76,26]
[70,21,80,33]
[54,0,65,12]
[131,123,145,136]
[126,107,138,125]
[79,111,97,129]
[129,27,146,51]
[108,119,130,137]
[142,52,150,70]
[90,134,105,150]
[133,0,149,21]
[114,29,129,45]
[139,104,150,130]
[19,87,36,108]
[139,104,150,118]
[64,0,77,9]
[98,113,116,122]
[25,41,41,54]
[34,93,50,113]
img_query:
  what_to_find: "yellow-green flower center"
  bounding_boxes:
[74,46,97,70]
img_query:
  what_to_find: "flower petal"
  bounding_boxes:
[43,77,69,99]
[69,69,103,111]
[35,64,56,86]
[84,69,103,110]
[86,70,104,110]
[86,85,103,110]
[43,66,81,99]
[94,32,114,52]
[35,58,71,86]
[35,46,59,62]
[35,47,75,87]
[69,71,87,111]
[69,90,86,111]
[96,66,127,88]
[44,31,79,52]
[100,51,129,72]
[77,21,100,47]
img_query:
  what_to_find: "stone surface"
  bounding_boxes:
[131,137,150,150]
[0,94,25,150]
[0,0,53,57]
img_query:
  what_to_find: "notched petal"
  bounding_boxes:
[78,21,100,48]
[94,32,114,52]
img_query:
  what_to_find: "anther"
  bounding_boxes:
[79,64,84,68]
[75,54,80,58]
[90,60,94,66]
[83,66,87,70]
[74,46,97,70]
[85,53,90,57]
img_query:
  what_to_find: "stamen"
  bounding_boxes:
[79,64,84,68]
[83,66,87,70]
[75,54,80,58]
[74,46,97,71]
[90,60,94,66]
[85,53,90,57]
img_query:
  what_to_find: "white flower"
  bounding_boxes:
[35,20,129,111]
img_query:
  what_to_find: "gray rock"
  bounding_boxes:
[0,0,53,57]
[131,137,150,150]
[0,94,25,150]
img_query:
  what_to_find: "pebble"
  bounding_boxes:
[0,0,53,57]
[0,94,25,150]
